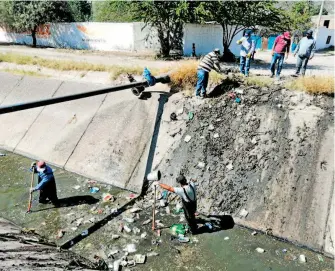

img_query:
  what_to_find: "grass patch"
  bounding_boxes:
[0,52,154,80]
[167,60,225,96]
[285,76,334,94]
[244,76,273,88]
[2,68,49,78]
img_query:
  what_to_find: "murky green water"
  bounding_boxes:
[0,151,333,271]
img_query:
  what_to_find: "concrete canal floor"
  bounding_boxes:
[0,151,333,271]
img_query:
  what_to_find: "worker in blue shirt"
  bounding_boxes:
[30,160,59,206]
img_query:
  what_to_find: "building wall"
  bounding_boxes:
[312,15,335,30]
[132,22,160,53]
[315,27,335,49]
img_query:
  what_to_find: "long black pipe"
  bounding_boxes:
[0,75,170,115]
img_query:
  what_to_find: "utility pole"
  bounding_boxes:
[314,0,325,40]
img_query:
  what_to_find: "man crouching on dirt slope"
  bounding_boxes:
[153,175,197,233]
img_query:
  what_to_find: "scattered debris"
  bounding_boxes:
[205,222,213,230]
[188,111,194,120]
[178,236,190,243]
[226,163,234,171]
[235,88,244,94]
[282,249,287,253]
[256,248,265,253]
[129,207,142,213]
[73,185,81,190]
[71,227,78,232]
[108,250,119,258]
[102,193,114,202]
[90,187,100,193]
[147,252,159,257]
[197,162,206,169]
[170,224,186,236]
[184,135,192,143]
[160,199,167,207]
[177,107,184,115]
[76,218,83,227]
[142,219,151,225]
[123,225,132,233]
[134,254,146,264]
[112,234,120,240]
[213,133,220,138]
[317,255,323,262]
[170,112,177,121]
[239,209,249,218]
[123,217,135,223]
[251,231,257,236]
[56,229,65,239]
[166,206,171,214]
[129,193,136,199]
[133,227,141,234]
[299,254,306,263]
[208,124,215,131]
[224,237,229,240]
[235,97,241,103]
[140,232,147,239]
[81,230,88,236]
[124,244,137,253]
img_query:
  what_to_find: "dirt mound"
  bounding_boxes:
[156,78,334,255]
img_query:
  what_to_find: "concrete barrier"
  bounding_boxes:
[0,72,162,192]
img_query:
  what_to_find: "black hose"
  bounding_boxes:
[0,75,170,115]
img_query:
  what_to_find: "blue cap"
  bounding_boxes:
[245,30,252,36]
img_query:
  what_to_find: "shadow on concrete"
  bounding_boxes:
[32,195,99,213]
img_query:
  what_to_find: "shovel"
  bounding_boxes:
[147,170,161,231]
[26,170,34,213]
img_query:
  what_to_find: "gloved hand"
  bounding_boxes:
[30,162,36,169]
[247,53,251,58]
[30,188,34,194]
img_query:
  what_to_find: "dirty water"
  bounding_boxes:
[0,151,333,271]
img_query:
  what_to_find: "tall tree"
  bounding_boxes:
[0,1,72,47]
[196,1,285,59]
[92,1,138,22]
[68,0,92,22]
[132,0,197,57]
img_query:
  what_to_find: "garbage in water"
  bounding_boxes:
[170,224,186,236]
[73,185,81,190]
[318,255,324,262]
[108,250,119,258]
[251,231,257,236]
[239,209,249,218]
[124,244,137,253]
[112,234,120,240]
[256,248,265,253]
[134,254,146,264]
[299,254,306,263]
[160,199,166,207]
[129,207,142,213]
[188,111,194,120]
[142,219,151,225]
[178,236,190,243]
[56,229,65,239]
[170,112,177,121]
[90,187,100,193]
[147,251,159,257]
[81,230,89,236]
[140,232,147,239]
[123,225,132,233]
[205,222,213,230]
[123,217,135,223]
[224,237,229,240]
[184,135,192,143]
[102,193,114,202]
[133,227,141,234]
[235,97,241,103]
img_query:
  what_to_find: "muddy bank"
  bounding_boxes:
[155,76,334,256]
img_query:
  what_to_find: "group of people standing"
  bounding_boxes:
[195,29,316,97]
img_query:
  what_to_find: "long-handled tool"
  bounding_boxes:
[146,170,161,231]
[26,170,34,213]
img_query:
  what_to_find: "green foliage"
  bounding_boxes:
[92,1,138,22]
[196,1,285,50]
[132,0,197,57]
[68,0,92,22]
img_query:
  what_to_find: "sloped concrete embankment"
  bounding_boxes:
[154,84,334,257]
[0,72,164,192]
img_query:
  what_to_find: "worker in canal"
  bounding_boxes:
[30,161,59,206]
[154,175,197,234]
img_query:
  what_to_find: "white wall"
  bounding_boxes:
[315,27,335,50]
[132,22,160,53]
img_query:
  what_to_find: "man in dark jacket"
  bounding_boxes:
[30,160,59,206]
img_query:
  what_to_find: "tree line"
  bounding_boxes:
[0,0,328,57]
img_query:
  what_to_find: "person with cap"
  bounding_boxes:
[270,31,291,79]
[236,30,255,77]
[293,30,316,77]
[30,161,59,206]
[195,48,223,99]
[153,175,197,233]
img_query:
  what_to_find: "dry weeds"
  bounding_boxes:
[285,76,334,94]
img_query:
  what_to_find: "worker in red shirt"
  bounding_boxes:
[270,32,291,79]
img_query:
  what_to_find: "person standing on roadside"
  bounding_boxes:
[195,48,223,99]
[293,30,316,77]
[236,30,255,77]
[270,31,291,79]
